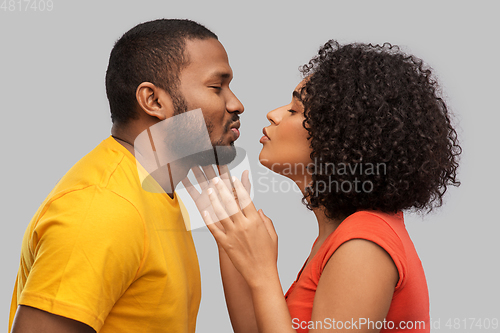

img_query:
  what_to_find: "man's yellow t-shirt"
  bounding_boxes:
[9,137,201,332]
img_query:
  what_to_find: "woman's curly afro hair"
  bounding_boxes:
[300,40,461,220]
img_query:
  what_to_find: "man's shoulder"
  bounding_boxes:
[36,185,143,229]
[50,137,138,196]
[31,137,144,220]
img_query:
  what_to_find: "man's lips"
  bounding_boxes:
[260,128,270,143]
[229,121,240,140]
[231,128,240,139]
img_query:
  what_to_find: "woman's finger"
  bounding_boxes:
[181,176,200,199]
[207,186,235,230]
[258,209,278,241]
[232,176,258,218]
[241,170,251,195]
[217,165,231,182]
[202,204,220,226]
[201,165,218,181]
[212,177,244,219]
[217,165,235,199]
[202,210,228,244]
[191,166,210,191]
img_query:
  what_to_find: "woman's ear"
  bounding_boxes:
[135,82,174,121]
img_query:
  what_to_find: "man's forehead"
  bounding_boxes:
[184,39,228,64]
[206,69,233,80]
[183,38,232,78]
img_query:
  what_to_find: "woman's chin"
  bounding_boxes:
[258,155,280,175]
[258,156,271,169]
[258,151,269,166]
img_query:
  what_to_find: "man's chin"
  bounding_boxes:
[214,144,238,165]
[190,144,237,167]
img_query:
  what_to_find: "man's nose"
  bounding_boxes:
[227,90,244,114]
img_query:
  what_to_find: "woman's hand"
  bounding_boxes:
[182,165,252,232]
[184,167,265,332]
[202,174,278,288]
[182,165,223,229]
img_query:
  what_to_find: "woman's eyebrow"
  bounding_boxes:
[292,90,302,101]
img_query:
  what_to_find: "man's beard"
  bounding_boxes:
[167,91,238,167]
[191,141,237,167]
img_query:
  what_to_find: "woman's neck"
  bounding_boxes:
[291,175,343,242]
[312,206,343,243]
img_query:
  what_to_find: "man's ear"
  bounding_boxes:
[135,82,174,121]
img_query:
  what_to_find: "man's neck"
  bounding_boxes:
[111,125,192,197]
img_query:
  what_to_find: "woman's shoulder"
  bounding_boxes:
[328,210,405,245]
[344,210,404,226]
[313,210,409,288]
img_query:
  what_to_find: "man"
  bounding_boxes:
[9,19,244,333]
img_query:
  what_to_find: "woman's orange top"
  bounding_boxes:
[285,210,430,332]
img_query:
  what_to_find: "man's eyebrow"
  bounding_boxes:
[292,91,302,101]
[207,71,232,80]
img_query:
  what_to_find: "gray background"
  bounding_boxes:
[1,0,499,332]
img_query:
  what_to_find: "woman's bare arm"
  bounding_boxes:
[241,239,397,333]
[218,245,259,333]
[309,239,398,332]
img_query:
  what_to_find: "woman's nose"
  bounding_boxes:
[266,104,288,125]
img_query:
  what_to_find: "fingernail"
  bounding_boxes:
[232,176,236,182]
[207,188,213,195]
[212,177,219,184]
[203,211,209,217]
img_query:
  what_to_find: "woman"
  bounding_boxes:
[186,40,461,333]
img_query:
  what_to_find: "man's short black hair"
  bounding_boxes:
[105,19,218,125]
